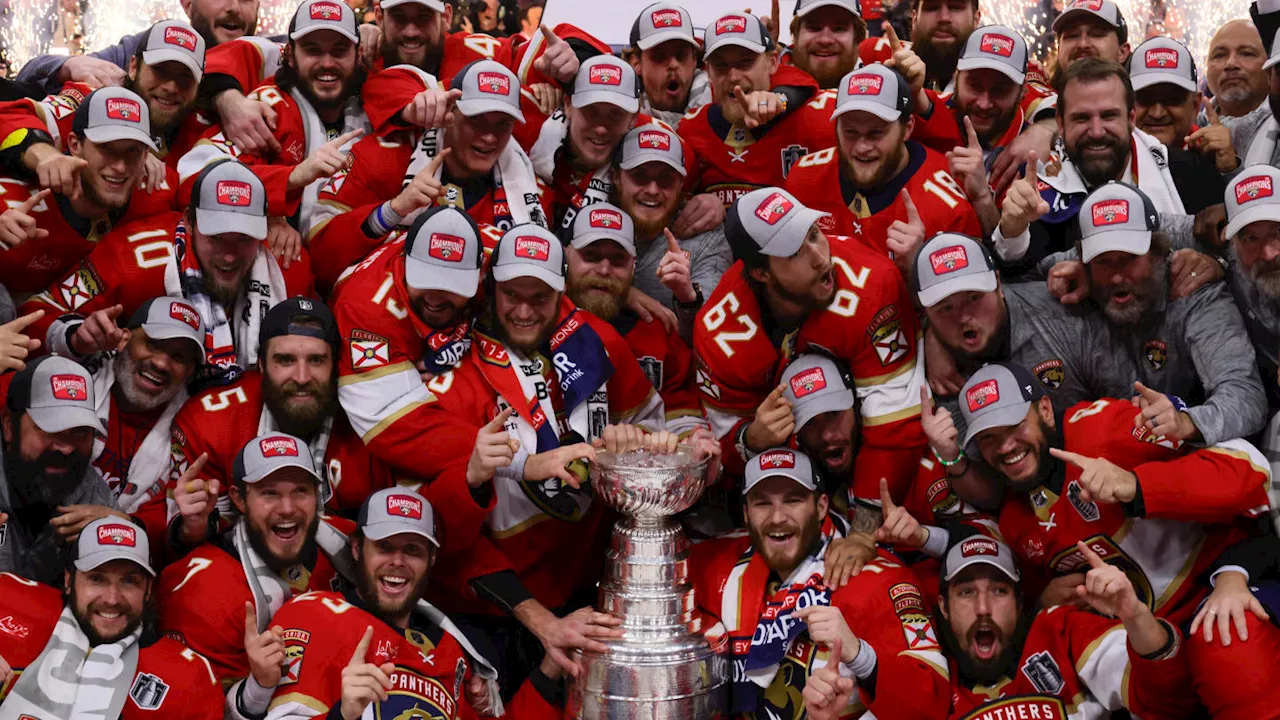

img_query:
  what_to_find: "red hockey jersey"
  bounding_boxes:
[995,398,1271,625]
[0,572,223,718]
[948,604,1194,720]
[261,590,559,720]
[690,540,951,719]
[94,399,173,552]
[910,86,1054,158]
[784,141,983,256]
[693,236,926,499]
[612,310,705,437]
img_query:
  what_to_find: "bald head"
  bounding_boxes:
[1207,19,1269,116]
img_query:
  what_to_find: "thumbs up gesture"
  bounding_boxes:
[886,188,925,273]
[1074,541,1144,621]
[1048,448,1137,504]
[69,303,130,356]
[533,24,579,84]
[997,150,1049,239]
[656,228,696,302]
[340,626,395,720]
[466,407,521,488]
[0,188,51,249]
[1186,103,1238,173]
[244,601,286,688]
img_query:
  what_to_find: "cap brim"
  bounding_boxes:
[758,207,827,257]
[75,553,155,577]
[379,0,445,9]
[456,98,525,123]
[405,258,481,297]
[706,38,766,58]
[1131,73,1197,93]
[196,207,268,241]
[245,461,323,485]
[1225,202,1280,240]
[362,522,440,547]
[793,387,855,431]
[83,125,158,151]
[943,556,1019,583]
[1080,229,1151,263]
[570,233,637,256]
[571,91,640,113]
[1265,51,1280,70]
[492,263,566,292]
[1052,8,1114,32]
[637,29,700,51]
[831,101,902,122]
[141,49,203,82]
[917,270,998,307]
[796,0,861,17]
[140,321,205,359]
[29,405,106,436]
[962,400,1031,446]
[956,57,1025,85]
[290,25,360,44]
[742,470,817,495]
[618,150,686,175]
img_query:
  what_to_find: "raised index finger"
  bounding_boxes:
[879,477,896,511]
[485,406,515,431]
[2,309,45,333]
[539,23,562,45]
[883,22,902,50]
[19,188,51,212]
[1205,102,1221,126]
[1048,446,1088,468]
[1075,540,1107,570]
[1023,150,1039,182]
[181,452,210,483]
[244,601,258,637]
[350,625,375,666]
[426,147,453,173]
[1133,381,1164,403]
[963,115,981,149]
[331,128,364,147]
[664,227,680,253]
[900,189,919,222]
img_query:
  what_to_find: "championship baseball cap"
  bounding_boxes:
[75,517,155,577]
[259,295,340,350]
[795,0,863,20]
[743,448,818,495]
[72,87,157,151]
[404,206,484,296]
[358,487,439,546]
[1129,37,1197,93]
[704,13,773,58]
[192,159,268,241]
[958,362,1044,448]
[452,60,525,122]
[941,532,1020,583]
[617,125,686,175]
[630,2,699,51]
[289,0,360,44]
[780,354,855,431]
[125,296,205,359]
[378,0,445,11]
[1225,164,1280,239]
[1077,182,1160,263]
[1052,0,1128,42]
[725,187,828,260]
[831,65,912,122]
[140,20,206,82]
[571,56,640,113]
[233,432,323,485]
[492,224,566,291]
[956,26,1028,85]
[568,201,636,256]
[5,355,106,435]
[913,233,998,307]
[1265,27,1280,70]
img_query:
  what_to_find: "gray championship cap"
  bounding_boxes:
[630,2,699,51]
[141,20,206,81]
[5,355,106,435]
[727,187,827,258]
[618,125,686,175]
[781,354,855,431]
[492,224,566,291]
[289,0,360,43]
[704,13,773,57]
[941,533,1020,583]
[126,296,205,358]
[452,60,525,122]
[956,26,1028,85]
[358,487,439,546]
[1130,37,1197,92]
[913,233,998,308]
[571,55,640,113]
[1077,182,1159,263]
[379,0,446,11]
[959,362,1044,447]
[1225,165,1280,239]
[1052,0,1127,39]
[743,448,818,494]
[1266,27,1280,70]
[233,432,324,485]
[832,65,911,122]
[72,87,157,151]
[193,160,268,241]
[404,206,484,297]
[795,0,863,20]
[568,202,636,256]
[75,517,155,576]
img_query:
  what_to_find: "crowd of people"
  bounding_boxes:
[0,0,1278,717]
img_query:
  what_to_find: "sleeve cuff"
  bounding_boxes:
[921,526,949,559]
[235,675,274,718]
[838,640,878,682]
[470,570,534,614]
[1210,565,1250,586]
[47,316,84,358]
[528,666,566,707]
[991,225,1031,262]
[495,449,529,485]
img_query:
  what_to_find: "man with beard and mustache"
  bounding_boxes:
[785,65,981,271]
[0,517,223,718]
[20,160,312,389]
[261,487,574,720]
[626,2,710,128]
[1206,20,1271,154]
[179,0,370,237]
[1050,0,1131,83]
[688,448,950,719]
[0,356,116,586]
[1221,165,1280,408]
[693,186,925,502]
[910,0,979,92]
[786,0,866,90]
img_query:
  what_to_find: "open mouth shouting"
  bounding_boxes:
[970,623,1001,660]
[377,572,413,601]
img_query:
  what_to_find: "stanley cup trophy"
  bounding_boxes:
[567,448,730,719]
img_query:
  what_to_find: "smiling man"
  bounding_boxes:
[787,0,866,90]
[1050,0,1131,81]
[911,0,980,91]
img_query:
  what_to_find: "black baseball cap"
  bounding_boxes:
[259,296,339,352]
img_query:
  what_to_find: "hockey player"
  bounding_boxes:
[786,0,866,90]
[625,2,708,127]
[0,517,223,718]
[693,186,925,501]
[784,65,981,268]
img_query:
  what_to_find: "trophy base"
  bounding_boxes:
[566,634,730,720]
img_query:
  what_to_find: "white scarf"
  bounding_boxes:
[1245,114,1280,167]
[0,606,141,720]
[89,356,186,513]
[526,110,611,204]
[401,126,547,228]
[1040,128,1186,214]
[256,407,334,507]
[288,88,370,236]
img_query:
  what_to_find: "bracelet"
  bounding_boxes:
[931,445,964,467]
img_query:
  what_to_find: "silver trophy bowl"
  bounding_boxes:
[567,448,730,720]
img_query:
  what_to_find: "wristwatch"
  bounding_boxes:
[678,283,704,310]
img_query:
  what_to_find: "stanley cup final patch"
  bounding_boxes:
[129,673,170,710]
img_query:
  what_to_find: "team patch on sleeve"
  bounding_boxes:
[279,629,311,686]
[58,263,104,311]
[349,329,390,370]
[899,612,940,651]
[867,305,909,366]
[889,582,925,616]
